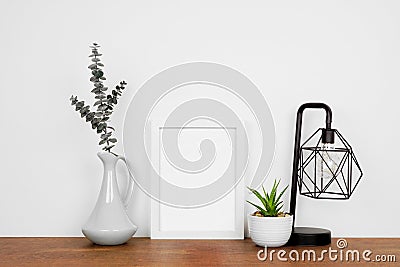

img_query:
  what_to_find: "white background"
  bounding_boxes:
[0,0,399,237]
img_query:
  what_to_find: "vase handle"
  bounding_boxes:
[117,156,135,209]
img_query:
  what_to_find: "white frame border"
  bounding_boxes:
[150,124,244,239]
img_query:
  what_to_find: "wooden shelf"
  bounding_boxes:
[0,238,398,266]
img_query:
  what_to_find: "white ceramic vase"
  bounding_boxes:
[248,214,293,247]
[82,152,138,245]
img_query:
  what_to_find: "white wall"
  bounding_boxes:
[0,0,399,237]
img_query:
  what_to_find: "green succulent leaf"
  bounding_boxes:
[247,179,288,217]
[247,186,267,210]
[246,201,268,217]
[276,185,289,204]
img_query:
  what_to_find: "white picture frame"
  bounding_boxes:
[150,125,244,239]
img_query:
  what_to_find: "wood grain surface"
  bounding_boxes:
[0,238,398,266]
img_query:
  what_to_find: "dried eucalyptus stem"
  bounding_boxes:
[70,43,127,156]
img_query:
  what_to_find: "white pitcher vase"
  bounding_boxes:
[82,152,137,245]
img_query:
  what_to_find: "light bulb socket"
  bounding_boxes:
[321,128,335,144]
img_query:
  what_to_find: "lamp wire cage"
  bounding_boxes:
[298,128,363,199]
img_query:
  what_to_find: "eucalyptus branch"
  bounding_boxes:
[70,43,127,155]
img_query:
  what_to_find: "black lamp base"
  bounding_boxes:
[287,227,331,246]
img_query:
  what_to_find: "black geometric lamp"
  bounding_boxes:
[288,103,363,246]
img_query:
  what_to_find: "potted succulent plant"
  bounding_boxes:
[247,179,293,247]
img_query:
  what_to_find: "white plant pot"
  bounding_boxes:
[248,214,293,247]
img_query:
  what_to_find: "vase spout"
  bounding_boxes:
[97,151,119,169]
